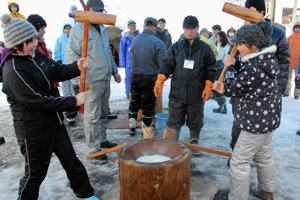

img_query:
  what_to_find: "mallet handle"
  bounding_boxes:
[185,143,232,157]
[79,6,90,113]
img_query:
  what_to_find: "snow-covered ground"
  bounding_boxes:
[0,67,300,199]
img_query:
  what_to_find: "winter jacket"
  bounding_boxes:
[268,19,290,94]
[119,30,140,68]
[67,23,118,85]
[200,35,221,60]
[160,37,217,104]
[131,29,167,75]
[156,29,172,49]
[217,43,230,62]
[54,31,70,64]
[288,27,300,68]
[224,45,281,134]
[9,12,26,20]
[1,51,80,140]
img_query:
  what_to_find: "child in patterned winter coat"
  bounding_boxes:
[214,21,281,200]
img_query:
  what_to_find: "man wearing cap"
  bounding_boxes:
[128,17,167,136]
[156,18,172,49]
[67,0,121,158]
[153,15,216,148]
[119,19,140,99]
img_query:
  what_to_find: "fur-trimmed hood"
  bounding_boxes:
[241,45,277,63]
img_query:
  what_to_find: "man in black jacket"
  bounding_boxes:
[154,15,216,147]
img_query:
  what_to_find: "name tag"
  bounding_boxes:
[184,59,194,69]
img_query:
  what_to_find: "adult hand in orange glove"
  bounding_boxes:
[202,80,213,102]
[153,74,167,97]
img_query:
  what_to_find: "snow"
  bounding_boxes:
[136,155,171,163]
[0,67,300,199]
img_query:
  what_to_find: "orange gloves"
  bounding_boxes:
[153,74,167,97]
[202,80,213,102]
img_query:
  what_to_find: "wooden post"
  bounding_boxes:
[118,139,191,200]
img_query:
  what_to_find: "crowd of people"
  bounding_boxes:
[0,0,299,199]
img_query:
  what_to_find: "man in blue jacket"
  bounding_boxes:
[54,23,77,126]
[119,19,140,99]
[128,17,167,136]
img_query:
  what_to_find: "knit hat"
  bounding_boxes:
[27,14,47,31]
[1,14,37,48]
[86,0,104,11]
[144,17,157,27]
[183,15,199,29]
[232,21,272,49]
[245,0,266,14]
[127,19,136,26]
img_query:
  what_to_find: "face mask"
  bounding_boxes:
[294,27,300,32]
[228,32,235,38]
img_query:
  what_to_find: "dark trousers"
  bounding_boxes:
[230,121,241,150]
[128,74,157,126]
[18,126,93,200]
[167,99,204,140]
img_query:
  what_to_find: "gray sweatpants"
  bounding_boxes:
[229,130,275,200]
[84,80,110,149]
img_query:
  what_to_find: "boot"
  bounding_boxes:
[0,137,5,145]
[297,129,300,136]
[84,195,101,200]
[89,147,107,161]
[190,138,202,156]
[213,96,227,114]
[142,123,155,139]
[107,111,117,119]
[128,118,137,136]
[100,140,117,148]
[253,189,274,200]
[213,104,227,114]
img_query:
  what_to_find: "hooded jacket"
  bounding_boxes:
[224,45,281,134]
[160,36,216,104]
[1,51,79,140]
[119,30,140,68]
[288,22,300,68]
[67,23,118,85]
[54,24,72,64]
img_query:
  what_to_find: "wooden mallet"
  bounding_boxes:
[214,2,264,91]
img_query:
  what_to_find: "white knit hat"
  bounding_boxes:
[1,14,37,48]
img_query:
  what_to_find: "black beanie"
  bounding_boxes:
[245,0,266,14]
[27,14,47,31]
[183,15,199,29]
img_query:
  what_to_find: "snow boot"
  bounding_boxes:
[0,137,5,145]
[100,140,117,148]
[142,123,155,138]
[297,129,300,135]
[84,195,101,200]
[129,118,137,136]
[253,189,273,200]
